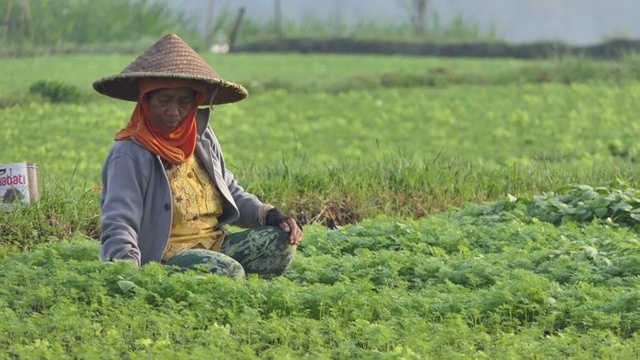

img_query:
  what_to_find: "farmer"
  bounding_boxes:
[93,34,303,279]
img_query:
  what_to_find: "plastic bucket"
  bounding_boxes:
[0,162,39,210]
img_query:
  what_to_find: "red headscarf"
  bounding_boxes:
[115,78,209,164]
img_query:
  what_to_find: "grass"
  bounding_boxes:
[0,179,100,256]
[4,53,640,103]
[5,82,640,175]
[3,54,640,232]
[0,53,530,98]
[1,51,640,358]
[241,156,640,225]
[1,155,639,252]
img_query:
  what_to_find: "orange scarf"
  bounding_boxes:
[115,78,209,165]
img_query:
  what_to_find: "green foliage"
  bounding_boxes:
[0,52,640,357]
[3,55,640,224]
[1,0,199,48]
[0,0,500,55]
[0,180,100,256]
[28,80,82,103]
[0,214,638,357]
[4,157,637,250]
[530,183,640,227]
[236,10,498,44]
[482,181,640,231]
[9,81,640,180]
[241,58,640,94]
[0,92,36,109]
[3,53,640,99]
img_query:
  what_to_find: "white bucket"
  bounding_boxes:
[0,162,39,210]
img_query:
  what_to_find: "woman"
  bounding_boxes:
[93,34,303,279]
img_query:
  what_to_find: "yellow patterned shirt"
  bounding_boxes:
[162,156,226,261]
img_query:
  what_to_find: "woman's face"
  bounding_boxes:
[147,87,197,133]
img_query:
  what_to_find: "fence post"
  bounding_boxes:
[229,7,245,51]
[21,0,34,42]
[204,0,216,49]
[274,0,283,39]
[3,0,14,42]
[413,0,427,35]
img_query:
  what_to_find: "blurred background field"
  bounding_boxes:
[4,49,640,227]
[3,0,640,241]
[0,54,529,97]
[3,55,640,180]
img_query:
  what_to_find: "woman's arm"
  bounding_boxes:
[100,153,148,266]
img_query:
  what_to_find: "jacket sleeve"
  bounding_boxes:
[99,153,148,266]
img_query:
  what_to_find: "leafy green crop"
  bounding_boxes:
[0,212,639,358]
[531,183,640,227]
[481,181,640,230]
[1,53,640,357]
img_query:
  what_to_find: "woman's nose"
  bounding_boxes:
[166,103,180,116]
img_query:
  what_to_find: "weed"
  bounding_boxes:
[28,81,83,103]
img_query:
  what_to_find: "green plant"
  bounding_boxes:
[0,212,639,357]
[529,182,640,227]
[2,0,199,47]
[0,180,100,254]
[480,181,640,230]
[28,81,82,103]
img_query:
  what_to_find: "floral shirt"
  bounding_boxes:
[162,155,225,261]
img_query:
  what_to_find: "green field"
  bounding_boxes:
[0,54,531,97]
[1,53,640,358]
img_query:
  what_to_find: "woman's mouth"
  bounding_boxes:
[159,119,182,132]
[164,119,181,126]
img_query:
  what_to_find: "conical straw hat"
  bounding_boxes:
[92,33,247,105]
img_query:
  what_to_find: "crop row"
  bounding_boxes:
[1,208,639,357]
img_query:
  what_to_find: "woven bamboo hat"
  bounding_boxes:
[93,33,247,105]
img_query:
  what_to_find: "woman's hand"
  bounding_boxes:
[266,208,304,246]
[279,217,303,245]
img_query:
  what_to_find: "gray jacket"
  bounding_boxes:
[99,108,272,266]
